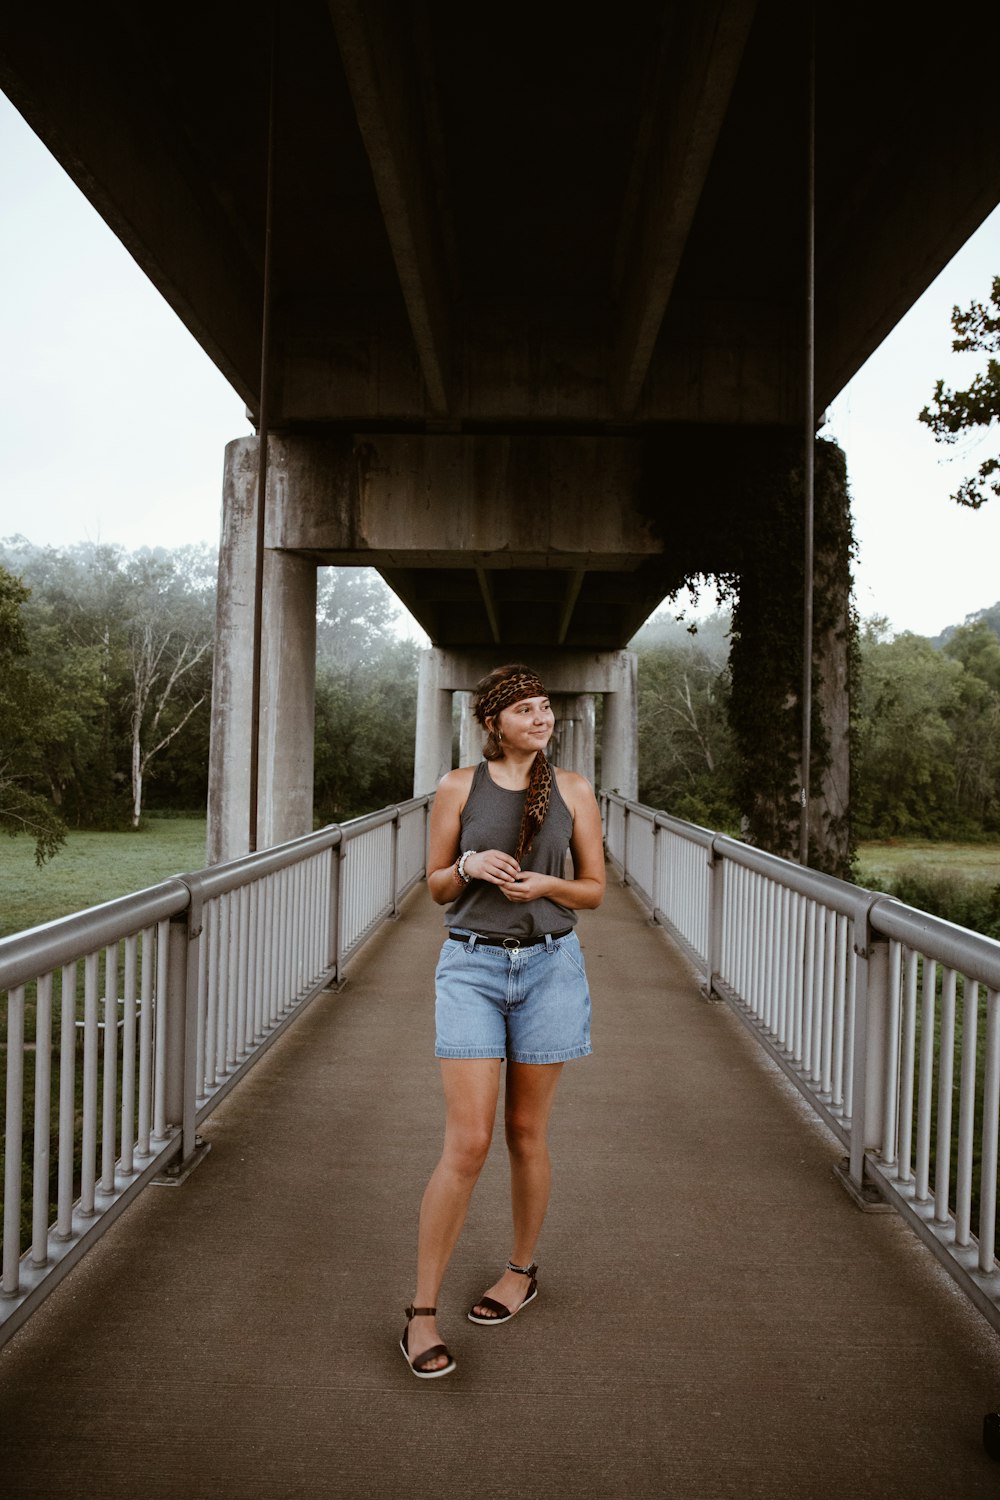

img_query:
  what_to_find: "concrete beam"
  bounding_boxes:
[612,0,757,415]
[267,433,659,563]
[430,648,637,698]
[475,566,502,644]
[277,295,800,428]
[557,570,586,646]
[328,0,453,416]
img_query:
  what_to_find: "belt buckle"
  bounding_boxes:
[502,937,521,951]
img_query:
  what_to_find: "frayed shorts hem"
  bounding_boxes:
[434,1044,592,1064]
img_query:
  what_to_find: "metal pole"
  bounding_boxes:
[799,10,816,867]
[249,9,278,853]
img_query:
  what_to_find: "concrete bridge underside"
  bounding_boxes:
[3,2,1000,859]
[3,883,1000,1497]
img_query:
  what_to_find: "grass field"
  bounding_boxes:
[0,817,208,937]
[855,840,1000,885]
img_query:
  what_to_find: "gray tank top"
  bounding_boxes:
[445,759,577,939]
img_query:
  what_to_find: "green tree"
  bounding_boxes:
[316,566,402,668]
[0,566,67,864]
[918,274,1000,509]
[631,610,739,828]
[941,620,1000,829]
[0,538,216,826]
[121,547,214,826]
[854,623,964,838]
[313,568,419,820]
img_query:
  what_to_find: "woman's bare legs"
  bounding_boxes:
[470,1060,564,1319]
[406,1058,502,1370]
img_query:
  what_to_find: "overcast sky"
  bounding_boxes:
[2,91,998,640]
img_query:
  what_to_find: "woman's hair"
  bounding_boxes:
[471,663,553,861]
[472,663,547,761]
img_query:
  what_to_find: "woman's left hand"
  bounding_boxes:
[501,871,552,902]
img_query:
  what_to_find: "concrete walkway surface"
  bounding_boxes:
[4,878,1000,1498]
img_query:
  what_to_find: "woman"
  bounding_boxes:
[400,663,605,1378]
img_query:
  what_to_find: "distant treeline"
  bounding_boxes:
[0,538,418,861]
[3,535,1000,867]
[633,601,1000,843]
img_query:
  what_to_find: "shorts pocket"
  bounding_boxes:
[557,937,587,978]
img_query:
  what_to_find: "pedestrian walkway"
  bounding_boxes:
[3,878,1000,1498]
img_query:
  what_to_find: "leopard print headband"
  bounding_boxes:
[473,670,547,728]
[474,670,552,863]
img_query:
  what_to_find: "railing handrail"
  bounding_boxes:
[603,791,1000,990]
[0,880,192,993]
[0,797,435,993]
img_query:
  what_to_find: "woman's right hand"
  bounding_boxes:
[467,849,522,886]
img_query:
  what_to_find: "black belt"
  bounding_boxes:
[448,929,572,950]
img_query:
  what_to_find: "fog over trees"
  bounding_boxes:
[2,536,999,868]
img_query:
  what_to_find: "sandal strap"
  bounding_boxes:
[474,1295,513,1319]
[411,1342,452,1373]
[405,1304,437,1319]
[506,1261,538,1278]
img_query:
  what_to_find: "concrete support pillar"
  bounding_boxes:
[414,649,454,793]
[207,440,256,865]
[564,718,577,769]
[257,548,316,850]
[457,691,483,766]
[207,437,317,864]
[601,652,638,801]
[569,694,596,785]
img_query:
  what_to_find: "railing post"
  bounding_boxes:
[391,807,401,917]
[650,818,661,923]
[704,839,725,1000]
[329,840,343,986]
[160,901,203,1176]
[622,803,630,886]
[844,901,890,1199]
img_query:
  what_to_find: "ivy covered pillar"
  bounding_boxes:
[728,438,853,877]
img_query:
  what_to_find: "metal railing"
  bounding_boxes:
[0,796,431,1348]
[602,793,1000,1332]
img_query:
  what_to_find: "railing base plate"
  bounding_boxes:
[153,1136,212,1187]
[833,1157,893,1213]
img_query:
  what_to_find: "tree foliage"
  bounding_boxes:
[854,615,1000,838]
[918,274,1000,509]
[0,565,67,864]
[0,546,421,846]
[5,528,999,863]
[631,611,738,828]
[0,538,216,831]
[313,568,419,820]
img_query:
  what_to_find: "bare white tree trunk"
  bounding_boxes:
[128,621,209,828]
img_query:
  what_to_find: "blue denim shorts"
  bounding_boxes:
[434,929,592,1064]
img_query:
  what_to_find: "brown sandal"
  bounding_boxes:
[400,1305,457,1379]
[467,1261,538,1325]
